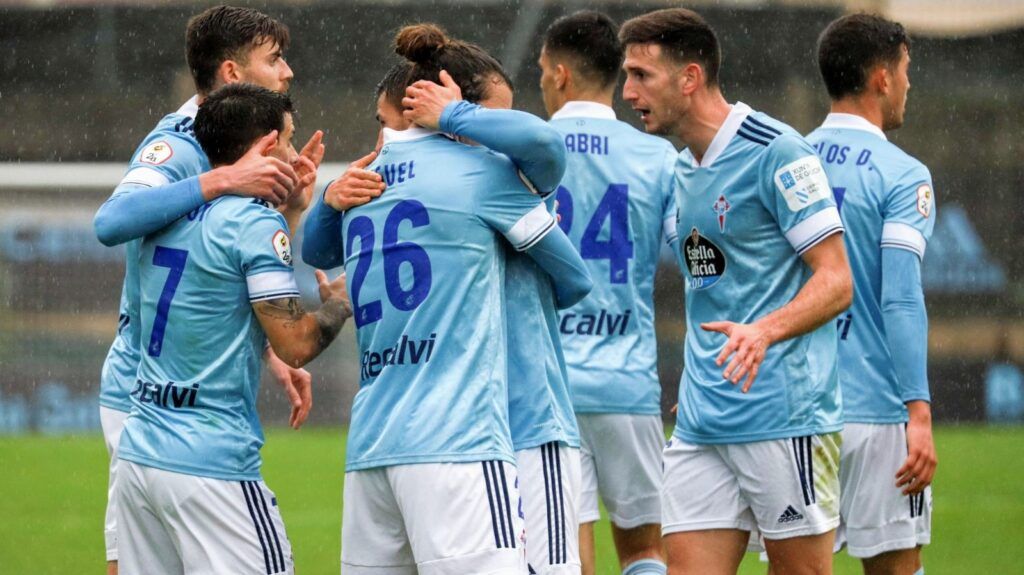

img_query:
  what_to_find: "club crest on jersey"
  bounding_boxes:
[712,195,731,232]
[139,141,173,165]
[683,227,726,290]
[916,184,933,218]
[272,230,292,266]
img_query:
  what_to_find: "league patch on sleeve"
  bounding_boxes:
[916,184,933,218]
[773,156,831,212]
[138,141,174,165]
[272,230,293,266]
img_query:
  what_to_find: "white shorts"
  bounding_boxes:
[577,413,663,528]
[100,405,128,562]
[662,433,841,543]
[516,443,582,574]
[115,460,294,575]
[837,423,932,558]
[341,461,528,574]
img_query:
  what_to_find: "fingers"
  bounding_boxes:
[315,269,328,287]
[255,130,279,156]
[715,337,738,367]
[352,150,378,169]
[741,363,760,393]
[701,321,733,334]
[439,69,458,90]
[300,130,324,163]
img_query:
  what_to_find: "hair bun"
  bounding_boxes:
[395,23,449,63]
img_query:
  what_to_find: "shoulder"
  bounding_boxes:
[210,196,287,230]
[880,141,931,182]
[130,116,205,172]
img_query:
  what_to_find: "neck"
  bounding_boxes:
[563,87,614,109]
[830,97,885,131]
[677,87,731,163]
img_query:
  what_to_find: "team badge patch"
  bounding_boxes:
[774,156,831,212]
[139,141,173,165]
[683,227,726,290]
[916,184,933,218]
[712,195,731,232]
[272,230,293,266]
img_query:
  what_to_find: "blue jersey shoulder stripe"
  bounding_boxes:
[736,128,771,147]
[739,120,779,143]
[745,115,782,136]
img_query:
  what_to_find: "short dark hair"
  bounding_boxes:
[194,83,293,166]
[392,23,514,105]
[619,8,721,87]
[376,61,413,114]
[817,13,910,100]
[186,5,290,95]
[543,11,623,90]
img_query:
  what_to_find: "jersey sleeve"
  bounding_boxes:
[760,133,844,255]
[880,163,935,259]
[476,160,557,252]
[121,132,208,192]
[235,207,301,303]
[659,144,680,246]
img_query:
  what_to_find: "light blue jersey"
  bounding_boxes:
[807,113,935,423]
[550,102,679,415]
[118,195,299,481]
[673,103,844,444]
[340,127,559,471]
[99,97,209,413]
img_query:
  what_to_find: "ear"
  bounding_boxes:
[871,65,891,97]
[679,62,703,96]
[217,59,243,87]
[554,63,570,91]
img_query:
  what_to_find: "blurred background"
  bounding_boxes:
[0,0,1021,433]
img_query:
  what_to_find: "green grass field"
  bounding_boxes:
[1,426,1022,574]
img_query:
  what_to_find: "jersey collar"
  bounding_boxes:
[550,101,616,121]
[695,101,751,168]
[381,126,439,143]
[176,95,199,119]
[820,113,888,141]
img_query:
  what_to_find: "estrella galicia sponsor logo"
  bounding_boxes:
[777,505,804,524]
[683,227,726,290]
[361,332,437,381]
[130,379,199,409]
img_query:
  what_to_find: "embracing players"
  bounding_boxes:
[619,8,853,574]
[808,14,937,574]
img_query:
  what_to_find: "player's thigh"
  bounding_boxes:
[581,413,663,528]
[839,424,932,560]
[761,531,836,575]
[860,546,922,575]
[725,435,840,566]
[662,438,757,537]
[516,443,582,574]
[100,407,129,561]
[392,460,528,575]
[114,461,183,575]
[148,468,295,575]
[664,529,748,575]
[341,468,416,574]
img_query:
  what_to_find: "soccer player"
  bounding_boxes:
[114,83,351,575]
[302,24,591,573]
[618,9,853,574]
[91,7,328,573]
[807,14,936,574]
[537,11,679,575]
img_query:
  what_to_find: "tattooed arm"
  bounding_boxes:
[252,271,352,368]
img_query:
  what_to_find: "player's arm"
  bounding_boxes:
[253,271,352,368]
[94,132,297,246]
[301,193,346,269]
[263,345,313,430]
[403,71,566,194]
[523,225,593,309]
[660,147,686,273]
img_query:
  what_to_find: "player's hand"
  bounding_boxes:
[215,131,297,205]
[281,130,325,214]
[264,347,313,430]
[316,270,352,315]
[402,69,463,130]
[324,150,384,211]
[896,401,937,494]
[701,320,771,392]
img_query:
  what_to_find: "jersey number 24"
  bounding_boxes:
[556,183,634,284]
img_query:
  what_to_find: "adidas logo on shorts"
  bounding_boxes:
[777,505,804,524]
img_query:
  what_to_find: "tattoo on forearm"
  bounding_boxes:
[253,297,306,328]
[313,298,351,352]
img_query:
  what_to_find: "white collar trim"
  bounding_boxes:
[382,126,439,143]
[550,101,616,121]
[177,95,199,119]
[697,102,751,168]
[820,113,887,141]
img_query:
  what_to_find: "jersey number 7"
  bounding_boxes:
[147,246,188,357]
[556,184,634,284]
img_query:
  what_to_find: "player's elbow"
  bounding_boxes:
[535,130,567,191]
[555,271,594,310]
[834,266,854,312]
[93,206,124,247]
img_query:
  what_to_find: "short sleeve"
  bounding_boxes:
[660,144,680,245]
[118,132,207,195]
[476,158,556,251]
[236,208,300,302]
[881,163,935,259]
[760,133,843,255]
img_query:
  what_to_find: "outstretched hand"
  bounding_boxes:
[402,69,463,130]
[324,150,384,211]
[282,130,325,213]
[701,320,772,393]
[216,131,297,205]
[265,347,313,430]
